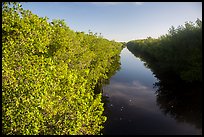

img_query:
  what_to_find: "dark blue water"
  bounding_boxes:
[102,48,202,135]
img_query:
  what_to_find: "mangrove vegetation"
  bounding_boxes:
[2,2,122,135]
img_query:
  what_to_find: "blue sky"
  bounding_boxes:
[21,2,202,42]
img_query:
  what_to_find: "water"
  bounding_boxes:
[102,48,202,135]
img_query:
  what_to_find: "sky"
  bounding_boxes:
[21,2,202,42]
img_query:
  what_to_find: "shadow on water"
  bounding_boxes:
[127,47,202,133]
[154,80,202,130]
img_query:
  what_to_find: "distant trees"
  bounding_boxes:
[127,18,202,83]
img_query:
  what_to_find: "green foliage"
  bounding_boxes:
[2,2,122,135]
[127,19,202,83]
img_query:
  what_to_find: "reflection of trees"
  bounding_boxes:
[92,54,121,135]
[99,54,121,114]
[154,80,202,129]
[128,47,202,130]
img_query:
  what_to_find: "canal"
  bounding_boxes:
[102,47,202,135]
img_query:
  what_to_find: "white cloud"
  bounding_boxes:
[90,2,144,6]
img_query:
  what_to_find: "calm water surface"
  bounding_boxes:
[102,48,202,135]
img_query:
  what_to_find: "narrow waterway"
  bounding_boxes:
[102,47,201,135]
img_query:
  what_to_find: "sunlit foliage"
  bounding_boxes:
[2,2,122,135]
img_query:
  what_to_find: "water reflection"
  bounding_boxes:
[102,79,202,135]
[103,80,158,114]
[155,80,202,130]
[102,48,202,135]
[127,46,202,133]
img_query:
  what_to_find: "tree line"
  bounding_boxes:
[127,19,202,84]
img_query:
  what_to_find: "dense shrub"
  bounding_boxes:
[2,2,122,135]
[127,19,202,83]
